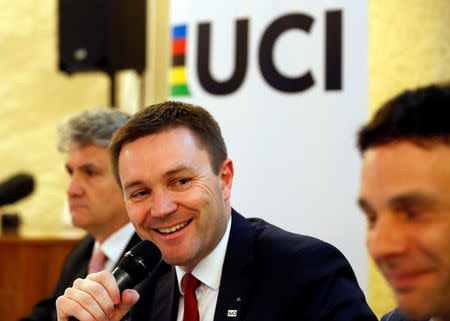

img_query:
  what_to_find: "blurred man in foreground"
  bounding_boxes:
[56,101,376,321]
[19,108,142,321]
[357,83,450,321]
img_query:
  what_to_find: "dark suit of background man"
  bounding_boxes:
[56,101,377,321]
[18,108,142,321]
[357,83,450,321]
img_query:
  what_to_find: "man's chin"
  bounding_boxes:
[396,294,434,321]
[70,213,90,229]
[71,220,87,230]
[161,253,197,271]
[398,308,432,321]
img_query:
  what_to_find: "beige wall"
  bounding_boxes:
[369,0,450,116]
[0,0,448,318]
[0,0,109,231]
[0,1,162,232]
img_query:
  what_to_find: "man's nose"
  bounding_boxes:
[67,174,84,197]
[367,214,408,262]
[150,189,177,218]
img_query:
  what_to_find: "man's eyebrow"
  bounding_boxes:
[123,180,145,192]
[123,165,193,192]
[65,163,97,172]
[163,165,192,178]
[387,193,438,208]
[357,193,438,211]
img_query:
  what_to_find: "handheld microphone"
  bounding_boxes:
[0,173,35,206]
[69,240,161,321]
[112,239,162,294]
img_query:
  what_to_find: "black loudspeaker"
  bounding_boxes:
[58,0,146,75]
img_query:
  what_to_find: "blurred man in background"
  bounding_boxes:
[19,108,142,321]
[357,83,450,321]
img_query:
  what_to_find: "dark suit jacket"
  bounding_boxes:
[381,308,428,321]
[130,210,377,321]
[18,232,141,321]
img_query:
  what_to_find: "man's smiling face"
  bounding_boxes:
[358,140,450,321]
[119,126,233,271]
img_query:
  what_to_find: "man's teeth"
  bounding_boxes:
[158,221,188,234]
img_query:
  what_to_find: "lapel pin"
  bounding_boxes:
[227,310,238,317]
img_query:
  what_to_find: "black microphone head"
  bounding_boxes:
[0,173,35,206]
[113,240,161,292]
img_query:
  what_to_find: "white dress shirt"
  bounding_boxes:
[175,216,232,321]
[92,222,136,272]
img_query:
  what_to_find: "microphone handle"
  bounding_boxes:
[113,267,134,294]
[66,269,132,321]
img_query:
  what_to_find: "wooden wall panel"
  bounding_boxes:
[0,233,79,321]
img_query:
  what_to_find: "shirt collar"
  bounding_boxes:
[176,215,232,294]
[95,222,135,264]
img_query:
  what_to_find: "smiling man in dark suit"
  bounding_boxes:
[18,108,142,321]
[357,83,450,321]
[56,101,376,321]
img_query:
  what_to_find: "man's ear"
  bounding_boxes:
[219,159,234,201]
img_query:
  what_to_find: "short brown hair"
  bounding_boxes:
[109,101,228,185]
[357,82,450,153]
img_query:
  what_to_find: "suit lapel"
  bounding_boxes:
[69,234,94,281]
[150,267,179,321]
[123,233,142,253]
[108,232,141,272]
[131,262,178,321]
[214,210,255,321]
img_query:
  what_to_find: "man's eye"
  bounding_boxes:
[131,190,148,199]
[404,208,422,219]
[363,211,377,228]
[83,168,96,177]
[176,178,191,186]
[367,214,376,224]
[395,204,425,220]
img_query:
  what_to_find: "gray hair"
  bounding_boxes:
[57,107,130,152]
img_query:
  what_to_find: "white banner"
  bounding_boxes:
[170,0,368,291]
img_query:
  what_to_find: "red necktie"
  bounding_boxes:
[182,273,201,321]
[88,247,107,274]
